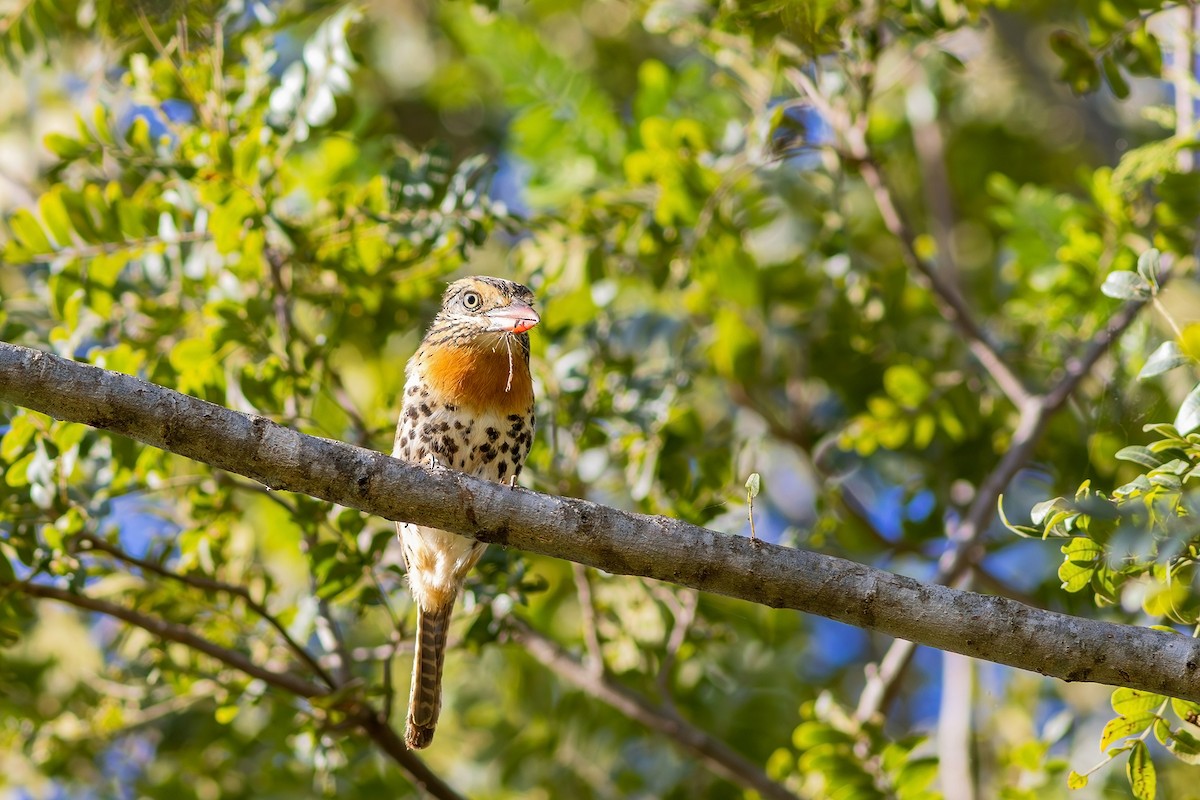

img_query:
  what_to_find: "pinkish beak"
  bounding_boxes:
[485,302,540,334]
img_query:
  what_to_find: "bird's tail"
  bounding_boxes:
[405,603,453,749]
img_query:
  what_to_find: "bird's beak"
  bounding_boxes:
[485,302,540,334]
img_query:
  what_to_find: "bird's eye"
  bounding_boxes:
[462,291,482,311]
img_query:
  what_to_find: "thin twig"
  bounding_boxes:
[135,10,213,130]
[857,292,1157,720]
[18,580,327,697]
[8,579,465,800]
[573,564,605,676]
[856,158,1032,408]
[786,68,1032,410]
[507,619,798,800]
[77,532,337,689]
[266,247,301,420]
[788,53,1165,721]
[651,585,699,713]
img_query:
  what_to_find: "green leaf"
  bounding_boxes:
[1137,248,1161,288]
[1174,382,1200,435]
[38,189,73,248]
[998,495,1042,537]
[1171,697,1200,726]
[1032,497,1073,526]
[1143,580,1189,617]
[1061,536,1101,559]
[1,414,37,461]
[1126,740,1156,800]
[1167,727,1200,765]
[43,132,89,160]
[1113,688,1164,717]
[1101,270,1152,301]
[1180,322,1200,362]
[92,105,114,145]
[5,451,34,487]
[1059,558,1096,592]
[1115,446,1163,468]
[1101,54,1130,99]
[1143,422,1182,439]
[745,472,761,499]
[883,365,930,408]
[9,208,52,254]
[1139,342,1191,380]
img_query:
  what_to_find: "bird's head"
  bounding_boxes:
[429,276,539,349]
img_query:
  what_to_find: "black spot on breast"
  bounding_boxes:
[419,403,432,416]
[486,427,500,441]
[507,414,523,424]
[459,459,466,468]
[416,446,427,461]
[445,403,458,412]
[481,448,498,463]
[500,441,510,453]
[454,421,464,430]
[441,435,458,456]
[408,386,418,396]
[420,388,429,398]
[406,407,419,420]
[498,461,508,478]
[439,422,450,432]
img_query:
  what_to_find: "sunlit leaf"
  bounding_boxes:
[1175,382,1200,435]
[1127,740,1156,800]
[1100,270,1152,300]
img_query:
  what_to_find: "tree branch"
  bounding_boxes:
[8,578,464,800]
[786,58,1165,721]
[506,619,797,800]
[76,532,337,689]
[786,66,1031,410]
[14,580,327,697]
[573,564,605,676]
[2,342,1200,704]
[856,294,1155,719]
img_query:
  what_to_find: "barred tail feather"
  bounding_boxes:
[405,604,453,749]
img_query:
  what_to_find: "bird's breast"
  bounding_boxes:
[417,342,533,416]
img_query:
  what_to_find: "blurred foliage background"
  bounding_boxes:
[3,0,1200,797]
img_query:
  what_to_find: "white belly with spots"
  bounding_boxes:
[393,381,534,612]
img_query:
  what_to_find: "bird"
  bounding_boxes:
[392,275,539,750]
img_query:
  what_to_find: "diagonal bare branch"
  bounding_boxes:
[785,67,1032,410]
[77,532,337,689]
[9,577,464,800]
[2,341,1199,707]
[786,58,1165,721]
[15,580,327,697]
[507,619,797,800]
